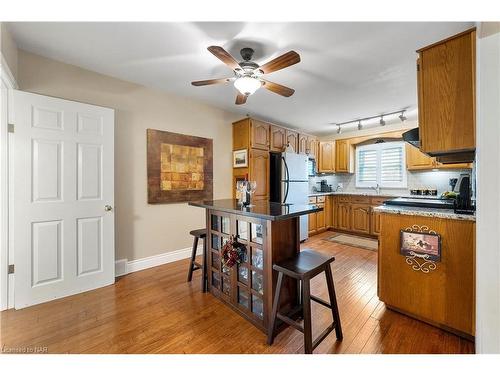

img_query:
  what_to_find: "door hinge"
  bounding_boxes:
[8,123,14,133]
[8,264,14,274]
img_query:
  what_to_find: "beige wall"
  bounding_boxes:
[0,23,18,81]
[17,50,240,261]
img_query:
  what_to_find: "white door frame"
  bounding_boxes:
[0,52,18,310]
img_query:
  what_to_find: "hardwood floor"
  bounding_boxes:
[0,231,474,354]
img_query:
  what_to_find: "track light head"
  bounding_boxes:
[337,125,341,134]
[399,111,407,122]
[358,121,362,130]
[380,116,386,126]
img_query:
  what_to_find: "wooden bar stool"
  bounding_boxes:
[267,249,343,354]
[187,228,207,292]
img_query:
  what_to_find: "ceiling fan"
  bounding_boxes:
[191,46,301,105]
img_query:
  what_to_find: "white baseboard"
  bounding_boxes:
[115,245,203,277]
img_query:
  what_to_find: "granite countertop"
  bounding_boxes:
[373,204,476,221]
[189,199,322,221]
[308,191,415,198]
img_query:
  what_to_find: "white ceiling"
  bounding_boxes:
[8,22,474,135]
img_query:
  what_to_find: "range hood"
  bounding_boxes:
[402,128,475,164]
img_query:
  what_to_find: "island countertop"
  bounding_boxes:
[373,204,476,221]
[189,199,322,221]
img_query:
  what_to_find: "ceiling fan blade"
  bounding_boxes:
[207,46,241,71]
[235,93,247,105]
[261,80,295,97]
[258,51,301,74]
[191,78,232,86]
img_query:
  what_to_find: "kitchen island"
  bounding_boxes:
[189,199,321,333]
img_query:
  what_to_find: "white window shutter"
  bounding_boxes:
[355,141,407,189]
[357,149,377,185]
[381,146,404,186]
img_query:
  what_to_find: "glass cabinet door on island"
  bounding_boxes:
[208,212,267,329]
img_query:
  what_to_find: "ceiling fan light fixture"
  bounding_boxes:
[234,76,262,96]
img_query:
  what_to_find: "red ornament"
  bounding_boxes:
[221,235,244,268]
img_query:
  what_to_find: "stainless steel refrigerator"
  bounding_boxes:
[269,152,309,241]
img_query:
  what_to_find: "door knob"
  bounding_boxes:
[104,205,113,212]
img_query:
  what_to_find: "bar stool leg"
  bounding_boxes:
[201,237,207,292]
[187,235,199,282]
[302,277,313,354]
[325,264,343,340]
[267,271,284,345]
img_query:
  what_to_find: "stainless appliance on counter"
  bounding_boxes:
[454,173,475,214]
[270,152,309,241]
[316,179,333,192]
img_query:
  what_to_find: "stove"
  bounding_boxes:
[384,197,455,209]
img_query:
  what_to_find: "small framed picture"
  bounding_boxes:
[400,230,441,261]
[233,149,248,168]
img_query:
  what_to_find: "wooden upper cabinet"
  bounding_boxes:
[417,28,476,154]
[233,118,250,150]
[249,148,269,200]
[406,143,436,170]
[307,137,318,159]
[298,134,308,154]
[406,143,472,170]
[318,141,335,173]
[335,139,352,173]
[286,130,298,153]
[250,119,270,150]
[270,125,286,152]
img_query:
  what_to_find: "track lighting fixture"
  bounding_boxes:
[330,108,410,133]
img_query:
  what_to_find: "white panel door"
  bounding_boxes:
[13,90,114,308]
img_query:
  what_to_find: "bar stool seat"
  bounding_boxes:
[187,228,207,292]
[273,250,334,278]
[268,249,343,354]
[189,228,207,239]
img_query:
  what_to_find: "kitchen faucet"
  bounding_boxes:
[371,183,380,195]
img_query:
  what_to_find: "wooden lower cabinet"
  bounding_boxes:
[308,212,317,236]
[371,209,381,235]
[307,196,330,236]
[316,203,326,232]
[351,204,371,234]
[336,203,351,231]
[378,213,475,338]
[308,194,390,239]
[325,196,333,228]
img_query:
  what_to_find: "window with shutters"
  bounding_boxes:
[355,141,407,188]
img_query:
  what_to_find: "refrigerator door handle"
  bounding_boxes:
[282,156,290,204]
